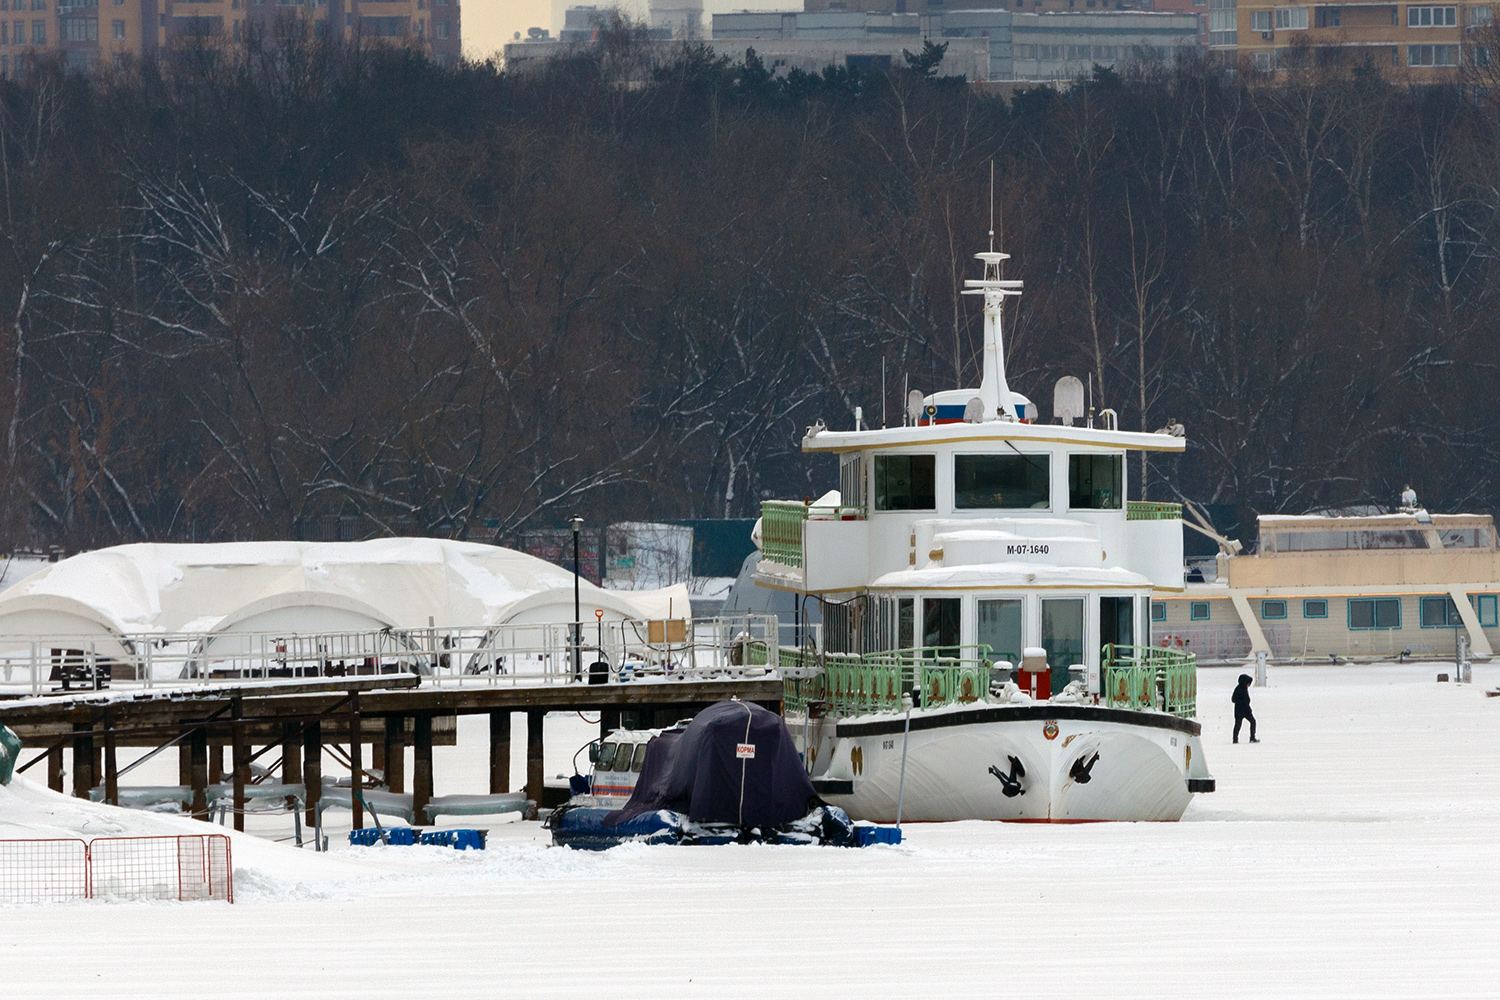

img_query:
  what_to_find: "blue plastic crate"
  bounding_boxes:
[853,825,902,847]
[419,828,486,850]
[385,827,417,846]
[348,827,382,846]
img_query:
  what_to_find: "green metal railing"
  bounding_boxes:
[1126,500,1183,521]
[759,500,869,570]
[782,645,993,716]
[759,501,808,568]
[1102,644,1197,718]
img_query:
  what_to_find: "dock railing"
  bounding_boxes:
[1101,643,1197,718]
[0,614,786,697]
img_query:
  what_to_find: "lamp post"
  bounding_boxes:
[571,516,584,681]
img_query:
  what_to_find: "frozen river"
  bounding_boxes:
[4,663,1498,998]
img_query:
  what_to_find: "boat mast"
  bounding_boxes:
[961,172,1024,422]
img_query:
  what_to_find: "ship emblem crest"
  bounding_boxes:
[1043,721,1060,741]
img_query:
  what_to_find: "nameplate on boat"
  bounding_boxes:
[736,743,756,759]
[1006,544,1050,556]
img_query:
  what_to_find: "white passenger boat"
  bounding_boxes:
[753,242,1215,822]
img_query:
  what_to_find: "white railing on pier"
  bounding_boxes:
[0,615,789,697]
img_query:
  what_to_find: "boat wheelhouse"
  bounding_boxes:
[750,245,1214,822]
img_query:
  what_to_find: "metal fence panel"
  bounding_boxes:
[0,839,89,903]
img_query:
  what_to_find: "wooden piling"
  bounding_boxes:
[349,691,363,830]
[599,707,621,742]
[47,745,63,793]
[303,720,322,828]
[102,709,119,807]
[190,729,209,821]
[412,713,433,825]
[231,694,248,832]
[525,708,545,810]
[384,715,405,794]
[71,722,93,799]
[281,723,302,813]
[489,711,510,794]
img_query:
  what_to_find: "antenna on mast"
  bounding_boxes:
[988,159,995,253]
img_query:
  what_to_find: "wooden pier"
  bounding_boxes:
[0,675,784,830]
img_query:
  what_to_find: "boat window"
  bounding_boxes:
[954,454,1049,509]
[1303,599,1328,618]
[1068,454,1123,510]
[1041,598,1085,688]
[898,598,914,649]
[840,454,868,512]
[1151,600,1167,623]
[1099,596,1134,650]
[922,598,961,657]
[1190,601,1210,621]
[1261,600,1288,620]
[631,743,650,772]
[595,742,618,771]
[613,744,634,770]
[874,455,935,511]
[1349,597,1400,630]
[977,599,1023,666]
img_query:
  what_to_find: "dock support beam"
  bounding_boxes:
[102,709,118,807]
[412,713,433,825]
[525,709,545,810]
[489,711,510,794]
[303,721,321,828]
[47,745,62,793]
[190,729,209,821]
[71,723,93,799]
[281,723,302,811]
[383,716,404,794]
[599,707,620,743]
[349,692,363,831]
[231,694,248,832]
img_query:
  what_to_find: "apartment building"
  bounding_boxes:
[1209,0,1491,75]
[0,0,460,77]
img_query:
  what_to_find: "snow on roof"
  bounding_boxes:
[871,563,1150,590]
[0,539,689,640]
[1259,512,1492,527]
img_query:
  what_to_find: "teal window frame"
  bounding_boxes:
[1302,599,1328,619]
[1261,599,1287,620]
[1419,595,1460,628]
[1349,597,1401,630]
[1475,594,1499,628]
[1190,601,1210,621]
[1151,601,1166,623]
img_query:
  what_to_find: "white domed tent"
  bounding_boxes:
[0,539,690,669]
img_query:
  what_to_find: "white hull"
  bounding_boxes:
[802,705,1213,823]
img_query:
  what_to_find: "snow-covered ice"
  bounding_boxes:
[3,663,1498,998]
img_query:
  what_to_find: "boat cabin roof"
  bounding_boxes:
[802,422,1186,456]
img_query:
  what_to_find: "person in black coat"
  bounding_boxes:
[1232,673,1258,743]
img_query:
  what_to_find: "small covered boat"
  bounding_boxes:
[547,700,861,849]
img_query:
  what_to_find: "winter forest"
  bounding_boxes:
[1,32,1499,551]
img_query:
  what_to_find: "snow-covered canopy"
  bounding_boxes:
[0,539,691,653]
